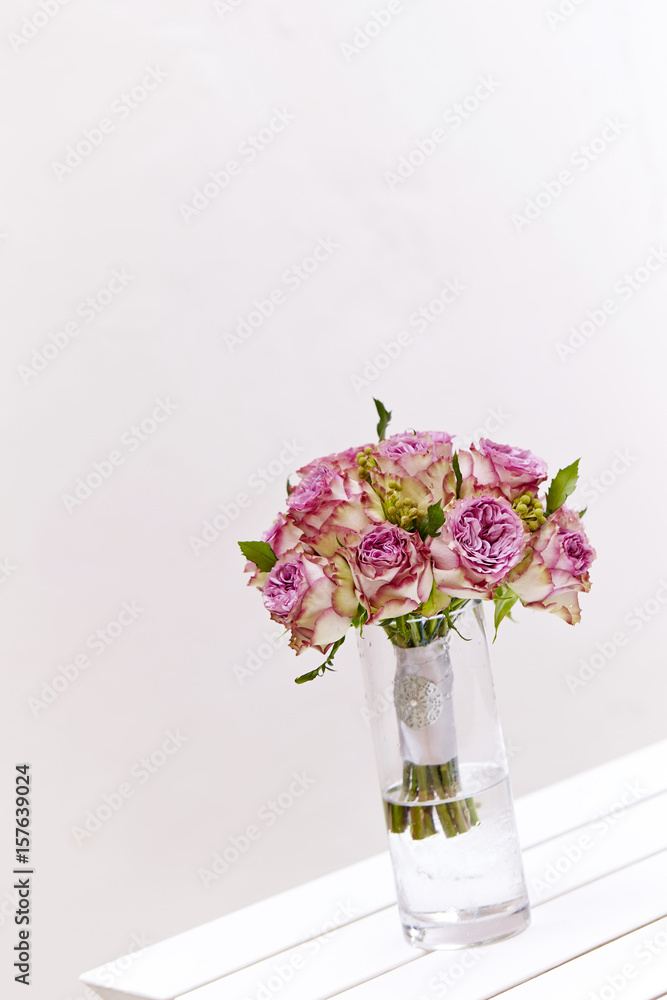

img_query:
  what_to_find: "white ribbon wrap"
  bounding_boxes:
[393,639,458,766]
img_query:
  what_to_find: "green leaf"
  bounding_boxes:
[493,586,519,642]
[294,666,331,684]
[419,578,451,618]
[578,508,587,518]
[546,459,580,516]
[452,451,462,499]
[373,398,392,441]
[351,604,368,629]
[238,540,277,573]
[295,637,345,684]
[417,500,445,540]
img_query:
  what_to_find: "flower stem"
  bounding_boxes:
[414,765,432,800]
[448,799,470,834]
[466,797,480,826]
[389,802,409,834]
[423,806,437,837]
[410,805,437,839]
[429,764,446,799]
[410,805,425,839]
[435,803,457,837]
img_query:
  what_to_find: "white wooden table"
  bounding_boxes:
[81,740,667,1000]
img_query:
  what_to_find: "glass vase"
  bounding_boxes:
[357,601,530,950]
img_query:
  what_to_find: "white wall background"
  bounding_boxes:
[2,1,667,998]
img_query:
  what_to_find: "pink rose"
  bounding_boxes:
[296,444,373,479]
[346,523,433,622]
[426,431,454,446]
[429,494,527,599]
[508,506,596,624]
[462,439,548,501]
[262,551,352,653]
[373,432,456,519]
[286,464,383,557]
[378,431,451,475]
[264,512,302,556]
[244,513,304,589]
[288,465,340,514]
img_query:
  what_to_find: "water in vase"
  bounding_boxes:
[383,762,530,949]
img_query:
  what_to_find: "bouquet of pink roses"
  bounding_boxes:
[240,400,595,679]
[240,401,595,841]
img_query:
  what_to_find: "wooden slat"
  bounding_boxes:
[80,740,667,1000]
[492,915,667,1000]
[514,738,667,847]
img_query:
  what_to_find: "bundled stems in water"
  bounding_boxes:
[384,759,480,840]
